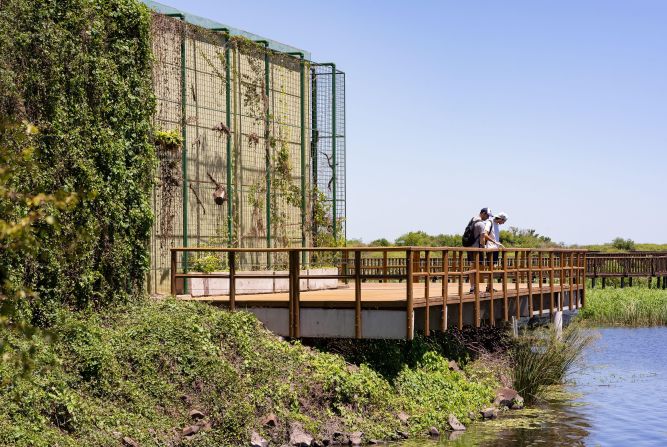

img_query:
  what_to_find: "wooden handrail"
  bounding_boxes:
[170,246,587,338]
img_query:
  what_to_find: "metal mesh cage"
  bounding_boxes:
[149,14,344,293]
[311,65,346,245]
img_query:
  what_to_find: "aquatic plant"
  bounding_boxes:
[510,325,596,404]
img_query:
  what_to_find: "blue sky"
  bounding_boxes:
[159,0,667,245]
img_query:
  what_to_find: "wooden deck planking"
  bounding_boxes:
[184,282,578,309]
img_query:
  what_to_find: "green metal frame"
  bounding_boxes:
[167,13,189,291]
[211,28,233,246]
[256,40,272,266]
[289,52,307,262]
[319,63,337,241]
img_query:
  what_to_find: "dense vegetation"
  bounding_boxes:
[579,288,667,326]
[0,300,497,446]
[0,0,155,323]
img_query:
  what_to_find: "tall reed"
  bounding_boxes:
[511,325,597,404]
[580,288,667,326]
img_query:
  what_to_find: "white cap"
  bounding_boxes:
[495,212,508,221]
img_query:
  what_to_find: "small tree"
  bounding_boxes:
[612,237,635,251]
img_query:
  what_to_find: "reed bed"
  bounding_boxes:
[580,288,667,326]
[511,325,597,404]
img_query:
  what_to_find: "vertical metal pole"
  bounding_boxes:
[310,68,318,241]
[211,29,234,246]
[169,14,190,290]
[226,39,233,246]
[180,19,188,264]
[330,64,337,240]
[300,59,307,261]
[256,41,272,266]
[289,53,307,263]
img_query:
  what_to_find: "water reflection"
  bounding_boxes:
[402,327,667,446]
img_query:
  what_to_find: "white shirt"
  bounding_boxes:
[485,220,501,249]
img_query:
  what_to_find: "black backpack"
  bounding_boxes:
[462,218,477,247]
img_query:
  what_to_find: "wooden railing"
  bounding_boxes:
[170,247,587,339]
[586,252,667,288]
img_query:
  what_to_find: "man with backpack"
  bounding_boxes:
[462,208,493,293]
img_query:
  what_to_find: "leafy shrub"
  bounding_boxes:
[394,351,494,428]
[190,254,228,273]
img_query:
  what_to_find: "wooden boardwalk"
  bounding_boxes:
[172,247,586,339]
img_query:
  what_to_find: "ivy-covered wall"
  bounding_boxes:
[0,0,156,322]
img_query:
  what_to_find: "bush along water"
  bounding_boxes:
[510,324,597,404]
[0,299,504,447]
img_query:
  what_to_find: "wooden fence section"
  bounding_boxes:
[170,247,587,339]
[586,252,667,288]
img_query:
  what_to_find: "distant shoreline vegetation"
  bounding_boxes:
[346,231,667,252]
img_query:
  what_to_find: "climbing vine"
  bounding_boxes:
[154,129,182,248]
[0,0,156,321]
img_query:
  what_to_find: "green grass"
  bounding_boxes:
[0,299,497,446]
[579,288,667,326]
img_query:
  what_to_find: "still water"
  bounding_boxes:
[403,327,667,447]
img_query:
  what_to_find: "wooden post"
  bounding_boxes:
[424,250,430,336]
[228,251,236,312]
[559,253,565,311]
[502,250,509,322]
[538,251,544,317]
[527,250,533,317]
[581,252,586,308]
[354,250,362,339]
[441,250,449,331]
[474,251,481,327]
[343,249,349,285]
[549,252,555,320]
[170,249,177,296]
[515,251,521,319]
[569,253,577,310]
[290,250,301,338]
[489,250,495,326]
[602,277,606,289]
[458,251,464,329]
[382,250,388,283]
[406,249,414,340]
